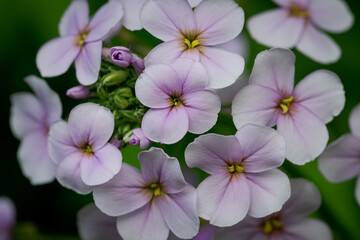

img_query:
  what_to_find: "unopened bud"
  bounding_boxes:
[97,86,108,100]
[115,87,133,98]
[131,55,145,75]
[110,47,133,67]
[101,70,128,86]
[114,96,129,109]
[66,86,91,99]
[129,128,150,149]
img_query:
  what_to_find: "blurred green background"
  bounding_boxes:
[1,0,359,239]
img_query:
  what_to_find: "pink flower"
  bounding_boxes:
[232,48,345,165]
[129,128,151,149]
[247,0,354,64]
[36,0,123,85]
[10,76,62,185]
[48,103,122,194]
[135,58,221,144]
[319,103,360,205]
[140,0,245,89]
[215,179,331,240]
[0,197,16,240]
[93,148,199,240]
[66,85,91,99]
[185,124,290,227]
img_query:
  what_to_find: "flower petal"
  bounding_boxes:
[199,46,244,89]
[157,185,199,239]
[56,151,92,194]
[194,0,244,45]
[247,9,305,48]
[309,0,354,33]
[86,1,124,42]
[80,143,122,186]
[36,36,81,78]
[68,103,114,150]
[59,0,89,36]
[318,134,360,182]
[140,0,195,41]
[272,0,310,7]
[75,41,102,85]
[246,169,290,218]
[249,48,295,96]
[18,130,56,185]
[356,177,360,205]
[235,124,286,173]
[232,84,282,130]
[141,107,189,144]
[294,70,345,123]
[284,218,332,240]
[183,89,221,134]
[135,64,181,108]
[185,134,241,175]
[277,103,329,165]
[118,0,147,30]
[296,24,341,64]
[197,173,250,227]
[116,202,169,240]
[93,163,150,216]
[349,103,360,139]
[188,0,202,7]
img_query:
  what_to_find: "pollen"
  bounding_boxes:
[77,33,88,46]
[84,145,92,153]
[262,218,283,234]
[279,95,294,114]
[228,164,244,173]
[289,3,309,18]
[150,183,162,197]
[184,39,200,49]
[172,97,181,106]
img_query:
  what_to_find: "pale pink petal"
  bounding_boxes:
[216,72,248,107]
[194,0,244,45]
[18,130,56,185]
[294,70,345,123]
[232,84,282,129]
[75,41,102,85]
[135,64,181,108]
[272,0,310,8]
[59,0,89,36]
[68,103,114,150]
[116,202,169,240]
[48,120,77,164]
[118,0,147,30]
[349,103,360,139]
[356,177,360,205]
[235,124,286,173]
[277,103,329,165]
[285,218,332,240]
[183,90,221,134]
[56,151,92,194]
[86,1,124,42]
[296,24,341,64]
[318,134,360,182]
[36,36,81,78]
[140,0,195,41]
[93,163,151,216]
[0,197,16,229]
[247,9,305,48]
[199,46,244,89]
[215,34,250,62]
[246,169,290,218]
[141,107,189,144]
[188,0,202,7]
[249,48,295,96]
[197,173,250,227]
[185,134,241,175]
[309,0,354,33]
[157,185,199,239]
[80,143,122,186]
[77,204,121,240]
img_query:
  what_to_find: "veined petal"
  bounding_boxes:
[232,85,282,129]
[246,169,290,218]
[284,218,332,240]
[118,0,147,31]
[86,1,124,42]
[141,107,189,144]
[36,36,81,78]
[296,24,341,64]
[199,46,244,89]
[195,0,244,45]
[59,0,89,36]
[197,173,250,227]
[318,134,360,182]
[249,48,295,96]
[140,0,195,41]
[349,103,360,139]
[277,103,329,165]
[93,163,151,216]
[116,202,169,240]
[75,41,102,85]
[247,9,305,48]
[185,134,241,175]
[294,70,345,123]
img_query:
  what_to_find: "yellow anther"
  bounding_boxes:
[184,39,200,49]
[262,218,283,234]
[84,145,92,153]
[150,183,162,197]
[282,95,294,104]
[235,165,244,173]
[263,221,273,234]
[279,96,294,114]
[279,103,289,114]
[184,39,191,48]
[290,3,309,18]
[228,164,243,173]
[77,33,88,46]
[228,165,235,173]
[172,97,181,106]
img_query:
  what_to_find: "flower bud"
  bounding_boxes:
[115,87,133,98]
[66,86,91,99]
[131,55,145,75]
[114,96,129,109]
[129,128,150,149]
[101,70,128,86]
[110,137,123,149]
[110,47,133,67]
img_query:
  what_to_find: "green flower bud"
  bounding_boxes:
[97,86,108,100]
[114,96,129,109]
[115,87,133,98]
[101,70,128,86]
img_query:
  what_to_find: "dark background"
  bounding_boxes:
[1,0,359,239]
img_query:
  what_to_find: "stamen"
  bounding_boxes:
[279,96,294,114]
[289,3,309,18]
[150,183,162,197]
[262,218,283,234]
[228,164,244,173]
[172,97,181,106]
[77,33,88,46]
[184,39,200,49]
[84,145,92,153]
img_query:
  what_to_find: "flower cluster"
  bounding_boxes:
[8,0,357,239]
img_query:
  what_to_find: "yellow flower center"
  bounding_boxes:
[228,164,244,173]
[279,96,294,114]
[262,218,283,234]
[172,97,181,106]
[289,3,309,18]
[77,33,88,46]
[150,183,162,197]
[184,39,200,49]
[84,145,92,154]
